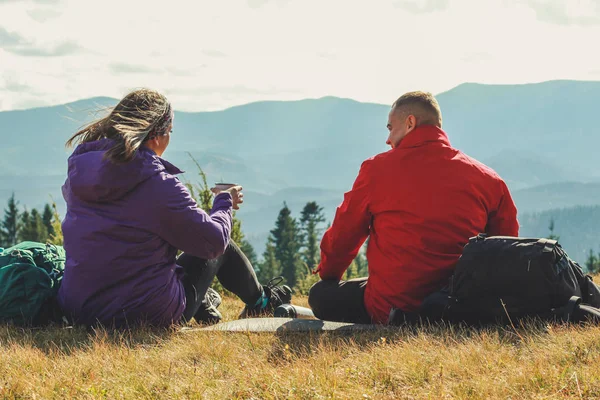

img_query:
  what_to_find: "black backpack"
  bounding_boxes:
[424,234,600,325]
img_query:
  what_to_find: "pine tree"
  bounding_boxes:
[0,193,20,248]
[42,203,55,237]
[271,202,303,287]
[19,208,49,243]
[257,239,281,282]
[32,208,49,242]
[548,217,560,241]
[344,260,359,279]
[47,202,64,246]
[354,249,369,277]
[299,201,326,272]
[19,209,29,240]
[585,249,600,274]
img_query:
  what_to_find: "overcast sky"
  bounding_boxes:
[0,0,597,111]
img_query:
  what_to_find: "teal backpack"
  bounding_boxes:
[0,241,66,325]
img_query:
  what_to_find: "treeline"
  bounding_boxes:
[3,159,372,295]
[184,162,368,294]
[6,179,600,296]
[0,186,368,295]
[545,218,600,273]
[0,193,62,248]
[521,206,600,272]
[549,219,600,274]
[257,201,367,294]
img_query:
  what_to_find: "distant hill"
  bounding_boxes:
[0,97,117,176]
[437,80,600,178]
[1,80,600,257]
[483,149,591,191]
[512,182,600,213]
[2,79,599,194]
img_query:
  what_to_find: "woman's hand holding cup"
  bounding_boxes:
[211,183,244,210]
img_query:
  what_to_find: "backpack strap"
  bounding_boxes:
[552,296,582,322]
[535,238,558,253]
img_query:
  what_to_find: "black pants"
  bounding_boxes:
[178,241,263,322]
[308,278,372,324]
[309,278,420,325]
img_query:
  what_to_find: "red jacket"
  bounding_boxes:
[318,125,519,323]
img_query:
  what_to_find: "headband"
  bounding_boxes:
[146,103,174,140]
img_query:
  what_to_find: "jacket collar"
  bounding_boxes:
[158,157,184,175]
[139,146,184,175]
[396,125,451,150]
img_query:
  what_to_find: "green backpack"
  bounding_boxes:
[0,241,66,325]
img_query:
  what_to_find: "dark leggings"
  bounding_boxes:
[309,278,441,325]
[308,278,373,324]
[178,240,263,322]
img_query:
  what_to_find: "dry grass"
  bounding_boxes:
[2,295,600,399]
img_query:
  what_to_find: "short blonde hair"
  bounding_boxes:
[392,91,442,128]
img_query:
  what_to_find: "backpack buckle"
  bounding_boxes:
[470,233,487,243]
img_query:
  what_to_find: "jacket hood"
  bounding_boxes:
[64,138,183,203]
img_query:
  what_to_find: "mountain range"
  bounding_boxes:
[1,79,599,260]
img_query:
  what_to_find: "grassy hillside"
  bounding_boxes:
[3,295,600,399]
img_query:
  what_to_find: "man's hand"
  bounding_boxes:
[211,185,244,210]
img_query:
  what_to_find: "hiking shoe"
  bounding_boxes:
[205,287,222,308]
[239,277,293,318]
[194,288,223,325]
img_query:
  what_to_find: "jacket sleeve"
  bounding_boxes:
[486,180,519,236]
[150,175,233,259]
[317,161,372,280]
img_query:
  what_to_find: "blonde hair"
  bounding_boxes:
[66,88,171,163]
[392,91,442,128]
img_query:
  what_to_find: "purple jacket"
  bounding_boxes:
[57,139,233,327]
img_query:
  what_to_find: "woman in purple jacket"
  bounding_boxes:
[58,88,292,328]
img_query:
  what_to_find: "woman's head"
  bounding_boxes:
[66,88,174,162]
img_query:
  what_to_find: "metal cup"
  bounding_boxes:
[213,182,238,191]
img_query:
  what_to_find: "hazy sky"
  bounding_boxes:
[0,0,597,111]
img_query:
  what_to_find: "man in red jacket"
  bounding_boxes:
[308,91,519,324]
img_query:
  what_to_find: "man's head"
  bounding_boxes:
[386,91,442,148]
